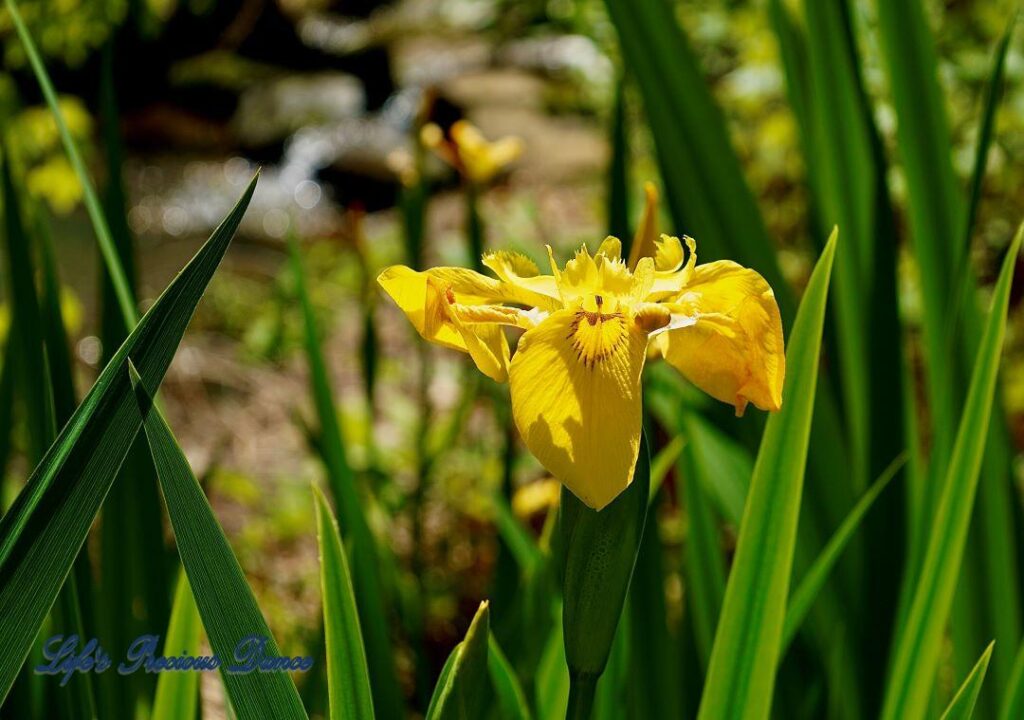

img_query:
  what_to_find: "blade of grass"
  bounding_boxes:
[961,12,1016,262]
[5,0,135,328]
[289,236,403,720]
[607,74,630,246]
[151,571,202,720]
[875,0,963,467]
[94,47,171,718]
[781,452,906,652]
[941,641,995,720]
[628,490,682,717]
[601,0,792,319]
[536,608,569,720]
[0,339,14,513]
[948,13,1022,706]
[3,154,97,720]
[697,229,837,720]
[1000,639,1024,720]
[592,614,629,720]
[491,492,544,574]
[680,411,751,526]
[648,435,683,501]
[313,484,375,720]
[425,602,493,720]
[34,204,100,720]
[679,436,726,671]
[129,362,307,719]
[2,151,53,463]
[487,634,532,720]
[962,11,1011,247]
[0,175,257,702]
[880,224,1023,720]
[802,0,874,489]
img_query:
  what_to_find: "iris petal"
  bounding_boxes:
[509,308,648,510]
[481,250,562,309]
[377,265,511,381]
[656,260,785,415]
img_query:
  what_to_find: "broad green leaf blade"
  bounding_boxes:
[601,0,792,320]
[880,224,1024,720]
[425,602,493,720]
[802,0,874,488]
[607,74,630,245]
[680,412,751,526]
[313,485,375,720]
[94,49,171,716]
[289,237,403,720]
[697,229,837,720]
[35,212,76,430]
[767,0,814,192]
[949,14,1022,706]
[628,490,682,718]
[1000,639,1024,720]
[2,152,53,463]
[0,340,16,511]
[591,615,629,720]
[425,647,458,719]
[679,435,727,670]
[942,642,995,720]
[0,175,257,703]
[781,453,906,652]
[961,11,1017,271]
[487,635,532,720]
[35,201,100,720]
[129,364,307,720]
[875,0,963,464]
[152,572,202,720]
[561,431,650,717]
[4,0,135,328]
[648,435,683,502]
[491,492,544,573]
[535,610,569,720]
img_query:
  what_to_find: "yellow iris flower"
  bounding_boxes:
[421,120,523,185]
[378,188,784,510]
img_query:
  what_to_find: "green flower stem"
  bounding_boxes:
[5,0,137,329]
[466,180,485,271]
[567,673,598,720]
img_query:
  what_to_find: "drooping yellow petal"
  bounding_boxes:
[656,260,785,415]
[509,307,649,510]
[377,265,511,381]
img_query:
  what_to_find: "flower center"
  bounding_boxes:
[569,295,627,368]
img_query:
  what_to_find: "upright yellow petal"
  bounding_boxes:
[482,250,562,310]
[377,265,511,381]
[509,308,648,510]
[647,235,696,300]
[656,261,785,414]
[597,236,622,259]
[627,181,660,270]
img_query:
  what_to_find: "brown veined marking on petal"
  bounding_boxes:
[566,298,629,369]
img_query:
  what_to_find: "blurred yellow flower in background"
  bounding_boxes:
[378,186,784,510]
[421,120,523,185]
